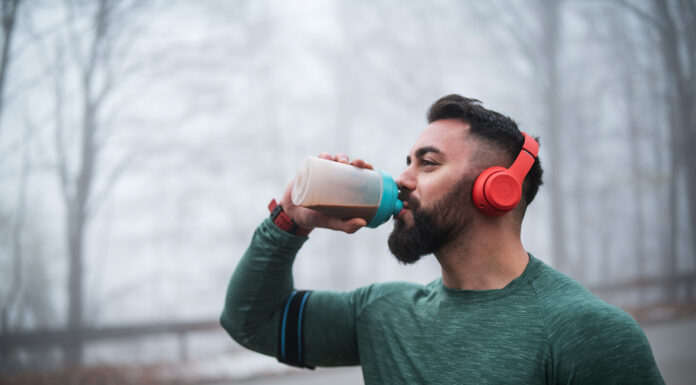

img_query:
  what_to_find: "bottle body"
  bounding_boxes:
[291,156,402,228]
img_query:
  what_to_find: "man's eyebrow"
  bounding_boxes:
[406,146,442,165]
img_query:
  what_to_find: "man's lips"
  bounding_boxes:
[395,194,418,220]
[395,201,412,220]
[396,208,408,220]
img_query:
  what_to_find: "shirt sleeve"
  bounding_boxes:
[219,219,367,367]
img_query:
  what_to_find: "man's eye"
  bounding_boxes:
[421,160,436,167]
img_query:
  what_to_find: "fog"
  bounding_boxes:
[1,0,694,384]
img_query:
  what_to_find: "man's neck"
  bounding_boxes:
[435,219,529,290]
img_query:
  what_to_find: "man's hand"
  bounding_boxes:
[279,153,374,234]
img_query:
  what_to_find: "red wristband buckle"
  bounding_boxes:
[268,199,312,236]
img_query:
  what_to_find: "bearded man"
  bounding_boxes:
[221,95,664,384]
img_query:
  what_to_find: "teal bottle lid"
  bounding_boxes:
[367,170,404,228]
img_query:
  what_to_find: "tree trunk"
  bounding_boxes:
[0,0,20,132]
[65,94,97,367]
[65,210,85,367]
[612,13,648,284]
[63,0,106,367]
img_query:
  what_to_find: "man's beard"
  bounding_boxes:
[388,177,474,264]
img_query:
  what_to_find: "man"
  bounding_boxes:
[221,95,664,384]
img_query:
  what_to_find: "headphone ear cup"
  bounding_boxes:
[472,132,537,216]
[484,171,522,212]
[472,167,508,216]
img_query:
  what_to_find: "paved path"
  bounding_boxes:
[643,317,696,385]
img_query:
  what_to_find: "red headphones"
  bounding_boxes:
[472,132,539,216]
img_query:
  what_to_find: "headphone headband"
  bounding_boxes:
[507,133,539,185]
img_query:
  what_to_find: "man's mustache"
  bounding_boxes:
[398,192,420,211]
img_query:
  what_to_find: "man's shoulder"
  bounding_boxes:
[529,258,628,325]
[528,259,664,383]
[530,260,638,332]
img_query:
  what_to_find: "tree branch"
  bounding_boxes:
[86,153,135,218]
[63,0,86,75]
[53,39,71,206]
[679,0,696,90]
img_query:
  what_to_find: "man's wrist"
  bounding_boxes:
[268,199,312,236]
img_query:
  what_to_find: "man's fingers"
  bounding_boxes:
[325,216,366,234]
[351,158,365,168]
[342,218,367,234]
[333,153,349,164]
[350,158,374,170]
[318,153,373,169]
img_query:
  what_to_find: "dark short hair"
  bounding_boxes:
[427,94,543,206]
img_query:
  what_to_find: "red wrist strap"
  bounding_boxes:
[268,199,312,236]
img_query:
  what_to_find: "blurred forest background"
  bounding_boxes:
[0,0,694,384]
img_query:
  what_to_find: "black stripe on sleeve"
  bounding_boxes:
[277,290,314,369]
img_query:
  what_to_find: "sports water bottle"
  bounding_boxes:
[291,156,403,228]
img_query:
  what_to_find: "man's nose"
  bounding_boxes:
[396,169,416,193]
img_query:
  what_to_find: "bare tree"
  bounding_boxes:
[51,0,149,366]
[617,0,696,268]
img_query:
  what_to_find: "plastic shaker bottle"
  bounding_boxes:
[291,156,403,228]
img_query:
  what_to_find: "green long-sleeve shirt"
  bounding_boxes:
[221,219,665,384]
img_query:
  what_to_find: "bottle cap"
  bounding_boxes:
[367,170,403,228]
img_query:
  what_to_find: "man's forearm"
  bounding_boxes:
[220,219,308,356]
